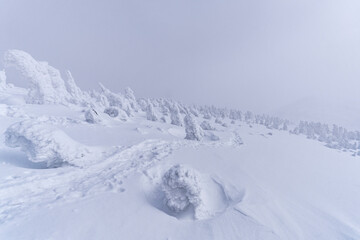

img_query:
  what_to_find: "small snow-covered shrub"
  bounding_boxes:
[215,118,222,124]
[184,114,203,141]
[162,165,202,213]
[104,107,119,118]
[85,108,101,123]
[4,120,89,168]
[200,120,215,131]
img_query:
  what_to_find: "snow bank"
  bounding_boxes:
[4,120,90,168]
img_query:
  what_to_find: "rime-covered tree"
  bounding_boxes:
[170,103,183,126]
[146,101,158,121]
[184,114,203,141]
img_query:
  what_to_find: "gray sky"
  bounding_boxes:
[1,0,360,113]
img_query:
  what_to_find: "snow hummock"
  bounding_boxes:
[4,120,90,168]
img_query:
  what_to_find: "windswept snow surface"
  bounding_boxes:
[1,52,360,239]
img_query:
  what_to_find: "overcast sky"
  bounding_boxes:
[1,0,360,112]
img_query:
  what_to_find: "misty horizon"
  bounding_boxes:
[1,0,360,122]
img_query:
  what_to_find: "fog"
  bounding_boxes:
[1,0,360,115]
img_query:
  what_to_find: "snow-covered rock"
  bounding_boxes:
[4,120,90,168]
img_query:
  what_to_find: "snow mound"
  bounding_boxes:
[161,164,242,220]
[4,120,90,168]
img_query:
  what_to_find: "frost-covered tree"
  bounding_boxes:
[146,101,158,121]
[184,114,203,141]
[245,111,254,123]
[170,103,183,126]
[159,99,170,116]
[124,87,138,111]
[4,50,72,105]
[99,83,133,117]
[137,98,148,112]
[282,121,288,131]
[64,70,89,106]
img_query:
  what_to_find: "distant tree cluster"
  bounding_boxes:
[291,121,360,152]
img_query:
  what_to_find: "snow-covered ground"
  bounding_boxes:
[1,50,360,239]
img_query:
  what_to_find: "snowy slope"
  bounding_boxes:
[1,50,360,240]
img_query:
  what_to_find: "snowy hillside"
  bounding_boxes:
[1,50,360,240]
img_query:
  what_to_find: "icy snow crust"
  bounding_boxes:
[1,50,360,239]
